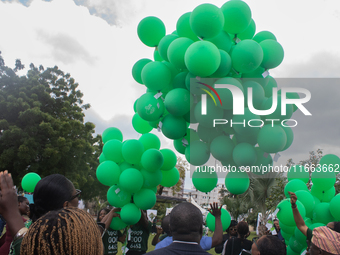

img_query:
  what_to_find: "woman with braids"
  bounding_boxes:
[97,208,126,255]
[0,170,102,255]
[20,207,103,254]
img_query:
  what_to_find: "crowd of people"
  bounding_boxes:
[0,170,340,255]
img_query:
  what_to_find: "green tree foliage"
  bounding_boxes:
[0,56,104,200]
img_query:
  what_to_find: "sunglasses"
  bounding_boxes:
[70,189,81,201]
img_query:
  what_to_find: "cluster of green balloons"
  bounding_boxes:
[132,0,291,196]
[21,172,41,193]
[97,127,180,229]
[277,154,340,254]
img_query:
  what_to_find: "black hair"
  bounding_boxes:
[96,208,110,223]
[227,220,238,232]
[333,222,340,233]
[18,196,28,203]
[170,202,202,241]
[31,174,74,222]
[258,235,286,255]
[237,221,249,238]
[161,215,171,236]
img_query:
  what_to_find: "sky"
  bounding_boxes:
[1,0,340,189]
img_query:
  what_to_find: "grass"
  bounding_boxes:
[115,231,257,254]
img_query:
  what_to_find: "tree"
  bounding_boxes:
[0,56,105,200]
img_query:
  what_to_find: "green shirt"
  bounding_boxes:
[102,228,123,255]
[127,222,152,253]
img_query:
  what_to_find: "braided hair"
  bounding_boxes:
[20,208,103,255]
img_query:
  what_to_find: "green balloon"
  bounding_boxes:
[21,172,41,193]
[280,222,296,235]
[231,39,263,74]
[243,80,265,109]
[172,72,188,90]
[119,162,133,172]
[137,16,165,47]
[197,125,223,143]
[102,127,123,143]
[153,49,163,61]
[192,166,218,193]
[167,37,194,70]
[286,246,299,255]
[206,31,232,53]
[253,31,277,43]
[107,185,131,208]
[319,154,340,170]
[160,167,180,187]
[158,34,179,61]
[260,39,284,69]
[160,149,177,171]
[139,133,161,151]
[311,185,335,203]
[281,126,294,151]
[122,140,144,165]
[176,12,199,41]
[162,61,180,81]
[238,19,256,40]
[232,107,261,138]
[233,143,257,167]
[257,124,287,153]
[141,169,162,188]
[287,165,309,183]
[132,58,152,84]
[164,88,191,116]
[225,170,250,195]
[311,170,336,191]
[136,93,164,121]
[284,179,308,198]
[241,66,269,87]
[221,0,251,34]
[103,139,123,164]
[210,135,234,162]
[141,61,171,91]
[264,76,277,98]
[295,190,315,216]
[132,113,153,134]
[194,97,224,128]
[289,236,306,254]
[141,149,164,173]
[313,203,335,225]
[133,188,157,210]
[119,168,144,194]
[96,161,121,187]
[120,203,141,225]
[211,50,232,78]
[173,139,186,155]
[190,3,224,39]
[262,95,293,121]
[110,214,128,230]
[252,147,273,175]
[277,199,306,226]
[99,153,106,164]
[185,41,221,77]
[161,114,187,140]
[214,77,244,110]
[329,194,340,220]
[206,208,231,231]
[185,140,210,166]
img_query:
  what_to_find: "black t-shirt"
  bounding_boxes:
[223,238,252,255]
[215,234,230,253]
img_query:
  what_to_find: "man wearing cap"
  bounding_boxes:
[309,226,340,255]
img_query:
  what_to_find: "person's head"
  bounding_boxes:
[273,219,280,231]
[18,196,29,216]
[170,202,203,243]
[20,208,103,255]
[97,208,110,222]
[251,235,286,255]
[237,221,249,239]
[326,222,340,233]
[309,226,340,255]
[31,174,81,222]
[161,214,171,236]
[227,220,238,237]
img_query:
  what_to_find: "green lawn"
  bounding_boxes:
[116,231,257,254]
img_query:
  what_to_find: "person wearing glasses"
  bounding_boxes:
[251,235,286,255]
[0,171,99,255]
[221,221,252,255]
[215,220,238,254]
